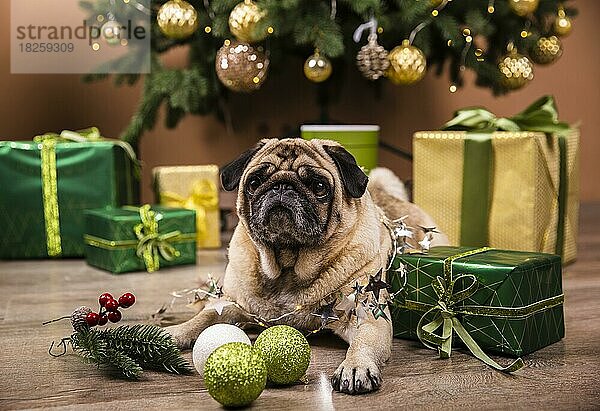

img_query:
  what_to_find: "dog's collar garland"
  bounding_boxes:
[160,216,435,335]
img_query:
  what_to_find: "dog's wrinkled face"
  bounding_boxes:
[221,138,368,249]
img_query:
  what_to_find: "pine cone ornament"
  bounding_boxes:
[356,34,390,80]
[71,306,92,331]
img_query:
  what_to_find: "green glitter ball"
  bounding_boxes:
[253,325,311,385]
[204,342,267,407]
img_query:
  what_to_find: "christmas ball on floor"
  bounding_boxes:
[204,342,267,407]
[193,324,251,377]
[253,325,311,385]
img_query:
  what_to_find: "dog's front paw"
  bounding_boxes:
[331,357,382,395]
[163,324,195,349]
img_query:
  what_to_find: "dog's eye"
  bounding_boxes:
[312,180,329,198]
[247,177,262,195]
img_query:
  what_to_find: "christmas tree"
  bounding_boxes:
[82,0,576,147]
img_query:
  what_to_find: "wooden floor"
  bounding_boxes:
[1,204,599,410]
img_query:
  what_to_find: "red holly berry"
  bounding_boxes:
[108,310,122,323]
[118,293,136,308]
[104,299,120,312]
[97,314,109,326]
[99,293,114,307]
[86,312,100,327]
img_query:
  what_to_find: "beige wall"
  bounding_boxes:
[2,1,598,203]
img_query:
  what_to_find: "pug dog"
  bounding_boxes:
[166,138,448,394]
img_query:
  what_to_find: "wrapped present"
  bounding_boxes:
[389,246,564,371]
[84,205,196,274]
[153,165,221,249]
[413,96,579,264]
[0,128,139,259]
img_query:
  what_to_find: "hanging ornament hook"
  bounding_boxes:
[353,16,378,43]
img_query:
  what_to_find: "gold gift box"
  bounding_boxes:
[413,130,579,264]
[153,165,221,249]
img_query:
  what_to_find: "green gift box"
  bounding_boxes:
[84,205,197,274]
[301,125,379,172]
[0,128,138,259]
[389,246,564,369]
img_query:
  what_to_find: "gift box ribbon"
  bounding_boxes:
[34,128,139,257]
[392,247,564,372]
[83,204,196,273]
[159,179,219,245]
[442,96,573,253]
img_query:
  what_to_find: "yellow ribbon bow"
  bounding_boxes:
[134,205,181,273]
[160,179,219,245]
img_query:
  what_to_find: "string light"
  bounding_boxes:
[204,26,212,33]
[449,84,457,93]
[488,0,495,13]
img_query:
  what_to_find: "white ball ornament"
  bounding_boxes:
[192,324,251,377]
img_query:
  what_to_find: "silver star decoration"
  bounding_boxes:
[419,226,440,235]
[418,234,433,252]
[396,240,415,255]
[352,281,364,295]
[312,300,340,329]
[394,226,414,238]
[334,293,356,316]
[372,303,390,321]
[204,298,234,315]
[364,270,392,301]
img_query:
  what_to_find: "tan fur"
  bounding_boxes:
[166,138,448,394]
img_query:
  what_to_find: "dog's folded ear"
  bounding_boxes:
[221,142,266,191]
[324,145,369,198]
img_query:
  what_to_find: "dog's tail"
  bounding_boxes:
[367,167,409,203]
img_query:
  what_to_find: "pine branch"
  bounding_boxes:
[97,324,193,375]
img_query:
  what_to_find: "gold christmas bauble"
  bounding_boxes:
[508,0,539,17]
[303,51,332,83]
[553,9,573,37]
[356,34,390,80]
[531,36,563,65]
[157,0,199,39]
[498,49,534,90]
[229,0,267,43]
[430,0,444,7]
[215,40,269,92]
[386,40,427,85]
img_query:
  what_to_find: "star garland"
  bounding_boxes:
[158,215,436,335]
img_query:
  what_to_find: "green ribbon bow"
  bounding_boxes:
[133,205,182,273]
[441,96,573,252]
[34,127,140,171]
[443,95,571,134]
[398,247,565,372]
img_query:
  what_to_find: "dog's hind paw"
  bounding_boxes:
[331,357,382,395]
[163,324,196,349]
